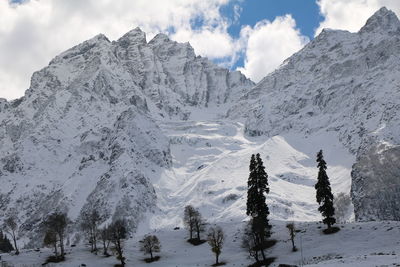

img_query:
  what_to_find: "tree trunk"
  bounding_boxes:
[150,249,153,260]
[93,228,97,252]
[102,240,107,255]
[257,235,267,262]
[251,234,259,262]
[90,231,94,252]
[117,240,125,266]
[216,253,219,265]
[259,247,267,262]
[291,237,295,251]
[12,231,19,255]
[54,242,58,257]
[255,250,259,262]
[190,225,193,239]
[59,233,65,257]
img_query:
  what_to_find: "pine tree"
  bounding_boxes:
[315,150,336,229]
[254,153,270,235]
[245,153,271,262]
[246,154,258,217]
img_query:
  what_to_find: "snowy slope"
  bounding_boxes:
[145,119,354,231]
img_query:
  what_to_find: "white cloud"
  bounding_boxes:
[316,0,400,36]
[172,25,234,59]
[0,0,234,100]
[237,15,309,83]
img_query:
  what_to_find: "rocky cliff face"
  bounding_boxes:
[228,7,400,221]
[351,143,400,221]
[0,28,252,244]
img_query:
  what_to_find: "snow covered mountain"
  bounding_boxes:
[1,6,399,249]
[0,28,252,245]
[229,7,400,221]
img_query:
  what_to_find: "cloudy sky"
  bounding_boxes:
[1,0,400,100]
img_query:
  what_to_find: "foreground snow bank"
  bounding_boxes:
[2,220,399,266]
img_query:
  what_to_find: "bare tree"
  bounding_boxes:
[193,209,206,241]
[81,210,101,253]
[44,212,68,259]
[207,226,224,265]
[4,216,19,255]
[183,205,196,240]
[99,226,111,256]
[139,235,161,261]
[109,219,128,266]
[286,223,297,252]
[43,230,58,257]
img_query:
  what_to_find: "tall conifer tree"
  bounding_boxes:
[315,150,336,229]
[255,153,270,234]
[246,154,258,217]
[246,153,271,262]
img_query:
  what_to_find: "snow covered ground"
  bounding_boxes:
[2,220,400,266]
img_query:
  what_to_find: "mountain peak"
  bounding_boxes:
[149,33,171,45]
[359,7,400,34]
[117,27,147,45]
